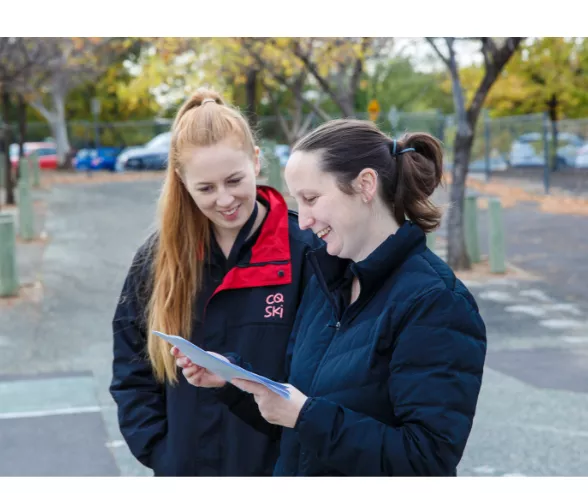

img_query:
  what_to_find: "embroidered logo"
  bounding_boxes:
[264,293,284,319]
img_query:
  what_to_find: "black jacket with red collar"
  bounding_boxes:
[109,186,322,476]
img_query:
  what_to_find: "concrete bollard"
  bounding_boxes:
[19,157,30,187]
[0,213,19,297]
[30,152,41,188]
[426,231,436,250]
[267,153,282,193]
[488,197,506,274]
[18,179,35,241]
[464,194,481,263]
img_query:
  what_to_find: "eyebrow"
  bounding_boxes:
[195,172,243,186]
[296,189,318,196]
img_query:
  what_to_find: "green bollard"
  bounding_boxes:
[267,151,282,193]
[426,231,436,250]
[18,180,35,241]
[488,197,506,274]
[19,157,30,188]
[30,152,40,188]
[464,194,480,263]
[0,213,19,297]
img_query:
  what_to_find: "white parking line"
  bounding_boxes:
[0,406,101,420]
[105,440,126,449]
[505,305,547,317]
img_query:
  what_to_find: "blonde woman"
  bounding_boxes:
[109,89,321,476]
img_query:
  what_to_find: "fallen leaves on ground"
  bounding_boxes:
[444,175,588,216]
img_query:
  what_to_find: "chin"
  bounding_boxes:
[326,243,342,258]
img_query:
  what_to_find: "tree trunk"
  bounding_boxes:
[245,68,258,129]
[1,89,15,206]
[49,116,71,168]
[547,93,559,170]
[339,96,356,118]
[17,95,27,154]
[447,130,474,270]
[31,90,72,168]
[54,90,71,168]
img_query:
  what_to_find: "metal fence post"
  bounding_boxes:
[542,111,550,194]
[0,213,19,297]
[0,152,5,190]
[437,109,446,142]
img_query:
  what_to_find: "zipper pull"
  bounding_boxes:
[335,322,341,331]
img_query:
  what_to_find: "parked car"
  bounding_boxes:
[73,147,123,172]
[509,132,584,167]
[575,143,588,168]
[10,142,58,169]
[469,155,509,172]
[116,132,171,171]
[443,150,508,172]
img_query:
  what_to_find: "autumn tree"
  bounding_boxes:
[20,38,137,167]
[0,37,60,205]
[482,38,588,168]
[137,38,391,143]
[426,37,525,270]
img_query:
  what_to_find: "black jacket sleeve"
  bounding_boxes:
[109,239,168,470]
[214,234,320,439]
[213,354,282,441]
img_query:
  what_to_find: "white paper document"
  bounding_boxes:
[153,331,290,399]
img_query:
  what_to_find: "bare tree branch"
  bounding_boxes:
[240,40,331,122]
[426,37,450,68]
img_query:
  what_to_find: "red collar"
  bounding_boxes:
[207,186,293,304]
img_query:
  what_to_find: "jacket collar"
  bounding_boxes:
[207,185,290,268]
[308,221,426,299]
[250,185,291,264]
[206,186,293,302]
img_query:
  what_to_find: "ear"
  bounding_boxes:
[354,168,378,203]
[253,146,261,177]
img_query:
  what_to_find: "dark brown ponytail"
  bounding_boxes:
[292,119,444,233]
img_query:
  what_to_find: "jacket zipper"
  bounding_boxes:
[307,320,341,395]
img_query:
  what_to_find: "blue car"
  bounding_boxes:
[74,147,123,172]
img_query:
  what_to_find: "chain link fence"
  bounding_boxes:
[8,108,588,194]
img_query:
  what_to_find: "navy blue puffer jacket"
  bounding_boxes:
[222,221,487,476]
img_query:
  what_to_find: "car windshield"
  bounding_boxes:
[77,150,92,159]
[146,132,171,149]
[37,148,56,156]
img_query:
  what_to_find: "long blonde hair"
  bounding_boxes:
[147,88,257,383]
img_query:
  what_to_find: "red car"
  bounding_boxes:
[10,142,58,169]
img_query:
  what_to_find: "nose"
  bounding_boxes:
[216,188,235,208]
[298,206,315,231]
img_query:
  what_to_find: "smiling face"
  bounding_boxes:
[179,140,261,237]
[285,150,373,261]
